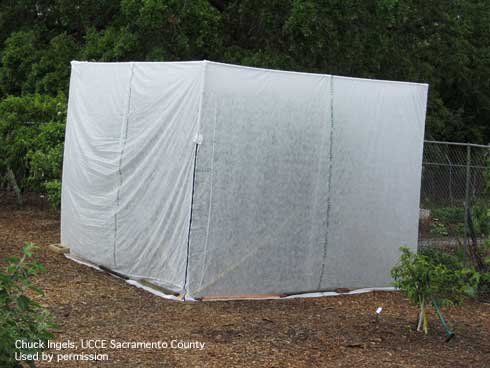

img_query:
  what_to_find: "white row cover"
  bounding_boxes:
[61,60,428,298]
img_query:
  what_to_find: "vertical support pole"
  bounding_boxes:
[449,163,453,205]
[463,144,471,265]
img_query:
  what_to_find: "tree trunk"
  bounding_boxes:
[6,167,22,206]
[417,299,424,332]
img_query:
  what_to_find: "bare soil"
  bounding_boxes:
[1,192,489,367]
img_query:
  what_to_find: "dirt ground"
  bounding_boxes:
[0,193,489,367]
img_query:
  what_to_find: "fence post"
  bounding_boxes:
[448,155,453,205]
[463,144,471,265]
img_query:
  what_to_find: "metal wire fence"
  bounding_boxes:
[419,140,490,252]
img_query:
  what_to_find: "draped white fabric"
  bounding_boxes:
[61,61,428,298]
[62,61,203,292]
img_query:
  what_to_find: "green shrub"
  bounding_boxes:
[431,207,465,224]
[0,94,66,205]
[470,203,490,237]
[43,180,61,209]
[475,240,490,293]
[0,243,54,367]
[26,121,65,192]
[392,247,479,334]
[419,246,463,272]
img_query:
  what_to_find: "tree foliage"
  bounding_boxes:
[391,246,479,334]
[0,1,490,205]
[0,94,66,205]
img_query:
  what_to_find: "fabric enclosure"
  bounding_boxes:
[61,60,428,299]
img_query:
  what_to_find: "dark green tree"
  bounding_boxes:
[1,0,490,205]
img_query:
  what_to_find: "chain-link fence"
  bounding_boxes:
[419,140,490,255]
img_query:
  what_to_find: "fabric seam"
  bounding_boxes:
[113,62,135,268]
[318,75,335,288]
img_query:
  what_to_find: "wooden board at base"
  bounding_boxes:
[199,293,283,301]
[48,243,70,254]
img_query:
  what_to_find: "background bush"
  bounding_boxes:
[1,1,490,207]
[0,94,66,206]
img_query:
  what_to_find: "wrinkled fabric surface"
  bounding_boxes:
[62,61,203,292]
[61,61,428,298]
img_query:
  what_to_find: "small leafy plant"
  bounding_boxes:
[0,243,54,367]
[429,223,449,236]
[391,247,479,334]
[429,207,464,237]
